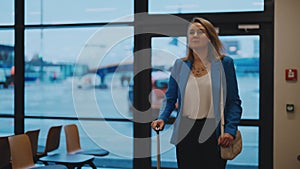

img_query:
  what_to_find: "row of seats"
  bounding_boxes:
[0,124,109,169]
[6,134,67,169]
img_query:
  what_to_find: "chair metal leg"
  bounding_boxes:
[87,161,97,169]
[42,161,49,165]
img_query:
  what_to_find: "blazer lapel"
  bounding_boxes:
[179,61,192,96]
[210,60,222,121]
[177,61,192,113]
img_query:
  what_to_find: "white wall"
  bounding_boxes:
[274,0,300,168]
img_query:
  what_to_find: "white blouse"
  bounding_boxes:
[182,72,214,119]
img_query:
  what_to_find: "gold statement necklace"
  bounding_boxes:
[192,63,208,77]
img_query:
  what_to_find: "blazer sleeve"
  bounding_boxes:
[223,56,243,137]
[158,59,180,122]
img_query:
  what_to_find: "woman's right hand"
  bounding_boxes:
[151,119,165,131]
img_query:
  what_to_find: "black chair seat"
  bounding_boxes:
[77,148,109,156]
[39,154,96,169]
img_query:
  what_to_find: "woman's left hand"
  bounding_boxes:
[218,133,234,147]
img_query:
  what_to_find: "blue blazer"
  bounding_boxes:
[158,56,242,145]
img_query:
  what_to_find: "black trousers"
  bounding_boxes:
[176,117,226,169]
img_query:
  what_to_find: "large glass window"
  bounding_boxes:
[219,35,260,119]
[227,126,259,167]
[24,28,97,117]
[25,0,133,25]
[149,0,264,14]
[0,0,14,136]
[0,1,14,25]
[0,30,14,115]
[24,27,133,118]
[0,118,14,136]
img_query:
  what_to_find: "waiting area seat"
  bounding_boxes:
[3,124,108,169]
[25,129,41,163]
[35,124,98,169]
[37,125,63,159]
[8,134,67,169]
[64,124,109,157]
[0,136,11,169]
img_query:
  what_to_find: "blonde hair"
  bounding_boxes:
[182,17,224,62]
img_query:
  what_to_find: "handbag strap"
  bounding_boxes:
[220,61,225,137]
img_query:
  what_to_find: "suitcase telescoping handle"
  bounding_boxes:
[155,126,161,169]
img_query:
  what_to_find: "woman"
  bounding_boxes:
[151,17,242,169]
